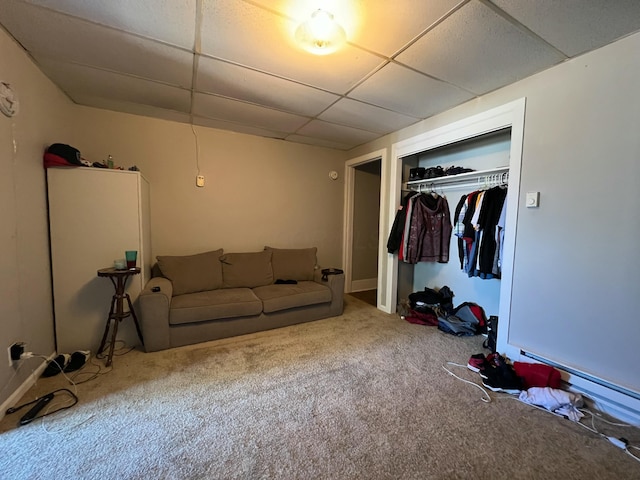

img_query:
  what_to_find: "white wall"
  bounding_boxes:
[0,27,76,406]
[411,131,510,317]
[350,32,640,395]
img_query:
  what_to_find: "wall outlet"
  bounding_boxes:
[8,342,24,366]
[196,175,205,187]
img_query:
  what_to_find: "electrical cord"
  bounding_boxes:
[70,355,113,385]
[442,361,492,403]
[444,358,640,463]
[5,388,78,425]
[94,340,134,361]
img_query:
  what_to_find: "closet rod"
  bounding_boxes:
[405,170,508,193]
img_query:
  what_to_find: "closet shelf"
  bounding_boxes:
[405,165,509,192]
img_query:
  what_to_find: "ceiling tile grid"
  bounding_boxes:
[348,62,474,119]
[192,92,310,133]
[22,0,197,49]
[195,56,340,117]
[2,0,640,150]
[34,57,192,112]
[199,0,386,94]
[395,1,567,95]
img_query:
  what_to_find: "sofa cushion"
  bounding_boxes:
[265,246,317,281]
[156,249,223,296]
[222,251,273,288]
[169,288,262,325]
[253,281,331,313]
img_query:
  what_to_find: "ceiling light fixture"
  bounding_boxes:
[295,9,346,56]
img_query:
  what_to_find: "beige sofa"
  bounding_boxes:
[138,247,344,352]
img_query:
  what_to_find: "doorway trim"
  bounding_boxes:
[382,98,526,353]
[343,148,387,305]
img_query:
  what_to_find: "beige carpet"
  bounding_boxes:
[1,296,638,479]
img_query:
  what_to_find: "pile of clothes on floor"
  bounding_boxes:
[467,352,584,421]
[401,285,492,338]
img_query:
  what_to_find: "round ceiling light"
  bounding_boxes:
[295,9,346,56]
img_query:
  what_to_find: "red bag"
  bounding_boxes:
[513,362,562,389]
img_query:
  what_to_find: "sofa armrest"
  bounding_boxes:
[138,277,173,352]
[314,269,345,316]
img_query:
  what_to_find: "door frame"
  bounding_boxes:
[343,149,387,305]
[383,98,526,360]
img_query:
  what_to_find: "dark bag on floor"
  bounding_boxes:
[437,314,477,336]
[452,302,487,334]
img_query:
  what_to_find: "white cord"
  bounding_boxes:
[444,360,640,464]
[442,362,491,403]
[190,123,201,175]
[626,445,640,463]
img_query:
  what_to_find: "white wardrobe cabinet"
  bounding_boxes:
[47,167,151,354]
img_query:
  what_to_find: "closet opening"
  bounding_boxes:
[381,98,525,361]
[395,129,511,319]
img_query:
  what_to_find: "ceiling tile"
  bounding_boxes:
[296,120,379,148]
[349,0,466,56]
[34,58,191,112]
[247,0,465,56]
[285,134,354,151]
[349,63,473,119]
[318,98,419,134]
[193,116,288,139]
[199,0,385,93]
[70,94,193,125]
[396,1,566,94]
[490,0,640,56]
[196,56,339,116]
[192,93,310,132]
[22,0,196,48]
[1,0,193,87]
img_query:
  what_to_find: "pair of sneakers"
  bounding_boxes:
[467,353,523,394]
[42,351,90,377]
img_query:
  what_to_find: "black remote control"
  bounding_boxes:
[20,393,54,425]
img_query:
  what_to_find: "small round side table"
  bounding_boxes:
[97,267,144,366]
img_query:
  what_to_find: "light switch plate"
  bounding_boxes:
[526,191,539,208]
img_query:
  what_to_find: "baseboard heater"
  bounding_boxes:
[520,350,640,402]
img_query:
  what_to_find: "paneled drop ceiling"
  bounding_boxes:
[1,0,640,150]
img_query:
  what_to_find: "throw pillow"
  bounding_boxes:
[265,246,317,281]
[221,251,274,288]
[156,249,223,296]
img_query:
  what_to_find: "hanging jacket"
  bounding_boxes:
[387,191,419,254]
[404,194,452,264]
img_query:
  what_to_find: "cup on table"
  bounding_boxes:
[114,259,126,270]
[125,250,138,269]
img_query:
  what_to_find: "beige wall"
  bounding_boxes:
[0,27,77,404]
[351,164,380,281]
[1,24,347,409]
[69,109,348,267]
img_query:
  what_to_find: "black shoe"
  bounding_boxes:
[41,354,71,377]
[409,167,426,181]
[63,351,90,372]
[481,355,523,393]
